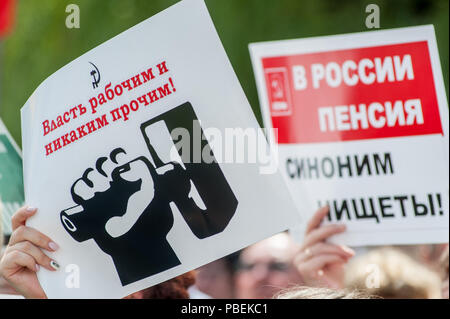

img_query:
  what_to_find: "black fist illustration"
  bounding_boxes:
[60,102,238,286]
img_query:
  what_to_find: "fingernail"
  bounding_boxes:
[341,246,355,255]
[50,260,60,271]
[26,206,36,212]
[48,242,59,251]
[35,264,40,272]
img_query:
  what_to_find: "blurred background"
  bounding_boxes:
[0,0,449,300]
[0,0,448,145]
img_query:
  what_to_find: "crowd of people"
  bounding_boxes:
[0,202,448,299]
[190,207,448,300]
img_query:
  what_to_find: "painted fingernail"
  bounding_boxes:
[48,242,59,251]
[50,260,60,271]
[26,206,36,212]
[35,264,40,272]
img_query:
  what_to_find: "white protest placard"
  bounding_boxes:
[0,118,24,236]
[249,26,449,247]
[20,0,299,298]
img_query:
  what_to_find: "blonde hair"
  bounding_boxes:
[345,247,441,299]
[274,286,378,299]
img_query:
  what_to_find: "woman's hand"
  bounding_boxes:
[294,206,354,289]
[0,207,60,299]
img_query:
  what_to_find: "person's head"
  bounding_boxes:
[195,257,236,299]
[234,232,303,299]
[124,271,196,299]
[393,244,448,274]
[274,286,378,299]
[345,247,441,299]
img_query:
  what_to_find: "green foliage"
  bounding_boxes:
[0,0,448,143]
